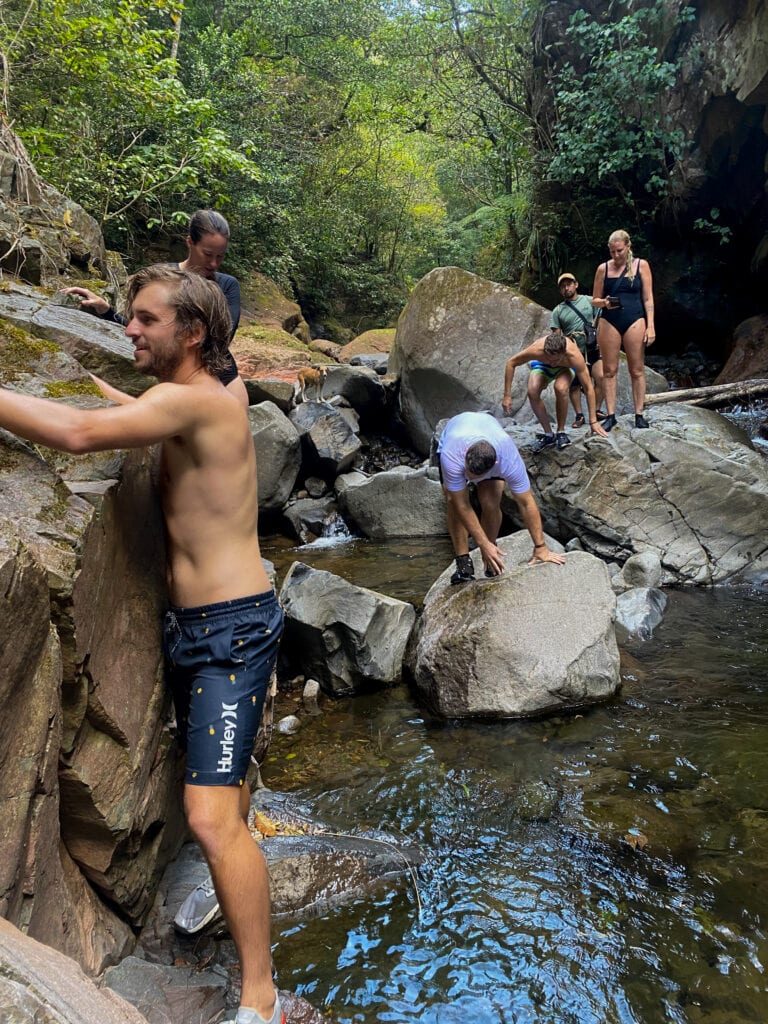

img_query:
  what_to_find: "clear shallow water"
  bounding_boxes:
[263,538,768,1023]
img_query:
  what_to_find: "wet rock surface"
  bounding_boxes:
[114,790,420,1023]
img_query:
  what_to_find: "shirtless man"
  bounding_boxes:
[0,266,283,1024]
[502,330,609,450]
[435,411,565,584]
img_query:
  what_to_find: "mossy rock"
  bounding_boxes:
[232,325,310,353]
[0,320,61,382]
[339,329,396,361]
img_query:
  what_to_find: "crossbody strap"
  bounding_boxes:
[565,300,593,328]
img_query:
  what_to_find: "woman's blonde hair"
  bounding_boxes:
[609,229,635,281]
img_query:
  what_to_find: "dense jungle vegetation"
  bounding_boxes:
[1,0,697,334]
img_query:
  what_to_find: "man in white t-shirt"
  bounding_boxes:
[435,411,565,584]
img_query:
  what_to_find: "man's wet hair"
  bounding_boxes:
[188,209,231,243]
[543,329,567,356]
[126,266,232,375]
[465,440,497,475]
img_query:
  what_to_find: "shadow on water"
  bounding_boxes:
[262,536,768,1023]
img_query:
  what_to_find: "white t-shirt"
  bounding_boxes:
[437,412,530,494]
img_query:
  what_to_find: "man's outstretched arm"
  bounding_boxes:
[0,384,197,454]
[571,353,608,438]
[502,344,539,415]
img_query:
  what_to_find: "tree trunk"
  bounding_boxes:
[645,379,768,408]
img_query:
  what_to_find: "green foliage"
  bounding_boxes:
[1,0,557,322]
[1,0,260,242]
[548,1,696,213]
[693,208,732,246]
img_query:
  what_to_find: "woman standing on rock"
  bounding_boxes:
[65,209,248,407]
[591,228,656,430]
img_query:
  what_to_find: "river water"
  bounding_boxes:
[262,537,768,1024]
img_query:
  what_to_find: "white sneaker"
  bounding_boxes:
[174,877,222,934]
[220,996,285,1024]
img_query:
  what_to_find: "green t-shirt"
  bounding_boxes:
[551,294,594,355]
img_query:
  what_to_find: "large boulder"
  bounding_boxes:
[339,328,396,361]
[0,122,109,286]
[238,270,312,343]
[516,404,768,584]
[231,325,313,378]
[322,364,387,423]
[289,401,362,479]
[615,587,668,641]
[243,377,295,412]
[278,562,416,695]
[408,536,620,718]
[336,467,447,538]
[248,401,302,510]
[282,495,342,543]
[714,314,768,383]
[0,281,150,395]
[62,449,186,927]
[0,330,188,972]
[389,267,550,452]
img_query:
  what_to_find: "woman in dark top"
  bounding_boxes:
[591,229,656,430]
[65,209,248,407]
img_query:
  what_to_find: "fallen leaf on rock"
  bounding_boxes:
[623,830,648,851]
[253,811,278,837]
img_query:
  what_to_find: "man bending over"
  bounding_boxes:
[436,411,565,584]
[0,266,283,1024]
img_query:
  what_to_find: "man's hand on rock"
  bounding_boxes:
[481,541,506,577]
[528,543,565,566]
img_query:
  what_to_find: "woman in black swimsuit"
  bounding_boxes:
[591,229,656,430]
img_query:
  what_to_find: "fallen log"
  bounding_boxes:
[645,378,768,408]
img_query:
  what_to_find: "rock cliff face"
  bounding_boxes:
[0,300,187,973]
[529,0,768,349]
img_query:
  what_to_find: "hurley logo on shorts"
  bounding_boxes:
[217,701,238,773]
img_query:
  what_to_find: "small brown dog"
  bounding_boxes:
[293,365,328,404]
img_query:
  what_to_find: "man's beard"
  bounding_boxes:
[140,341,184,381]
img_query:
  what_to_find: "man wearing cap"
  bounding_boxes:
[551,272,604,428]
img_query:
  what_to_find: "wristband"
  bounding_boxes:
[589,420,598,425]
[534,543,546,549]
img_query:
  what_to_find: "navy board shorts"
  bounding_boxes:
[163,590,284,787]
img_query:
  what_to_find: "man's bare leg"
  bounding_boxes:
[185,784,276,1020]
[444,488,470,555]
[553,374,571,432]
[477,479,504,544]
[476,480,504,574]
[527,374,554,434]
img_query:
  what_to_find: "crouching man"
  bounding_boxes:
[0,266,284,1024]
[435,411,566,584]
[502,329,608,450]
